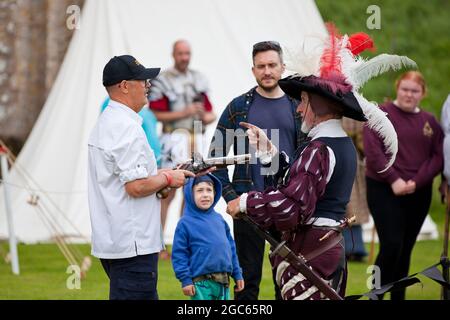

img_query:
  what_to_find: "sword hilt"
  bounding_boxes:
[319,215,356,242]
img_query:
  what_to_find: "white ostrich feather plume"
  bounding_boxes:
[353,91,398,172]
[350,54,417,90]
[339,45,360,86]
[284,46,321,77]
[283,38,326,77]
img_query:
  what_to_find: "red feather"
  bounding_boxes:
[347,32,375,55]
[316,23,353,94]
[319,23,343,79]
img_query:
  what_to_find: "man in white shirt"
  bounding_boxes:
[88,55,194,300]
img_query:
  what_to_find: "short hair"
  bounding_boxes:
[395,71,427,96]
[105,84,117,96]
[252,41,283,63]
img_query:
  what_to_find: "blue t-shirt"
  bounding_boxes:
[101,97,161,166]
[247,91,297,191]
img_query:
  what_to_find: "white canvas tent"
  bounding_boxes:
[0,0,327,244]
[0,0,438,245]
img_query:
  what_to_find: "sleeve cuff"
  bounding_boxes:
[233,272,243,281]
[256,145,278,165]
[411,176,425,190]
[119,165,149,183]
[181,278,193,287]
[385,172,401,185]
[239,193,248,213]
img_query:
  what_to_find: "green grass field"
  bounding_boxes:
[0,239,445,300]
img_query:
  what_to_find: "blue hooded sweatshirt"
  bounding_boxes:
[172,174,243,287]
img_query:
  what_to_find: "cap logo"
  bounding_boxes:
[134,59,141,66]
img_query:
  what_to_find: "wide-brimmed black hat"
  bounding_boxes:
[103,55,160,87]
[279,75,367,122]
[281,23,417,172]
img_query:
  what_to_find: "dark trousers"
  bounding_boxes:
[100,253,158,300]
[366,177,432,300]
[233,219,281,300]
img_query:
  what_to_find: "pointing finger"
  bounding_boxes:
[239,122,258,131]
[179,169,195,177]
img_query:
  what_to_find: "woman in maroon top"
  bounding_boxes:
[363,71,444,300]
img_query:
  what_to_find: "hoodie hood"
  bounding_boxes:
[183,173,222,216]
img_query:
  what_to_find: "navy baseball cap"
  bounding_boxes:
[102,55,160,87]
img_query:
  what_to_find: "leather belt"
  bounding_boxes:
[193,272,230,287]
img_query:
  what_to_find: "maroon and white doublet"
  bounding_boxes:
[240,120,350,300]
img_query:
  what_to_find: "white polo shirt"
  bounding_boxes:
[88,100,163,259]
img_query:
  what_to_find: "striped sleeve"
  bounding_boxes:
[245,140,330,231]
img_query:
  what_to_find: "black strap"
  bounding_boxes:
[346,262,450,300]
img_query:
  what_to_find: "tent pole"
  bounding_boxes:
[0,150,20,275]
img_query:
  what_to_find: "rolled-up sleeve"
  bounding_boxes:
[110,126,153,184]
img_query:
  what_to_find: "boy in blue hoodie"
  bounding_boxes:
[172,174,244,300]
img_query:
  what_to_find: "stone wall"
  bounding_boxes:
[0,0,84,155]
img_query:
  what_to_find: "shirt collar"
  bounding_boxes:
[393,100,420,113]
[108,99,143,125]
[308,119,347,140]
